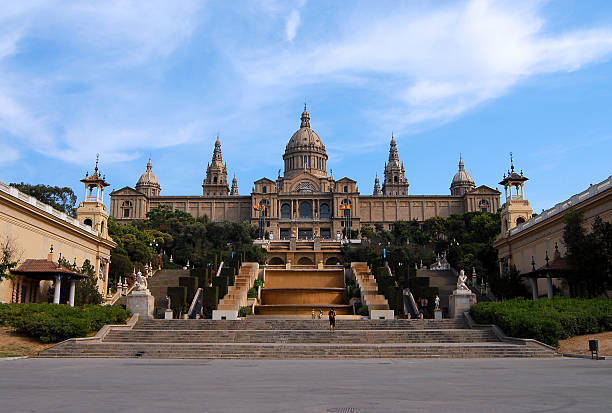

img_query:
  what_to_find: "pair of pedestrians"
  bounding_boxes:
[311,307,336,331]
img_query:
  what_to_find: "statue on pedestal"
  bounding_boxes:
[435,295,440,310]
[456,269,470,292]
[135,271,148,292]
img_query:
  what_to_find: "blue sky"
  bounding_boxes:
[1,0,611,214]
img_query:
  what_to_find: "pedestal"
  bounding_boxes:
[434,309,443,320]
[127,290,155,319]
[164,309,173,320]
[449,290,476,318]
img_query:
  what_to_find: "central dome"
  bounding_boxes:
[283,105,328,179]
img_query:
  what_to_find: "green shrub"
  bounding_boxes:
[212,276,229,298]
[179,276,199,304]
[254,279,264,289]
[470,298,612,346]
[0,303,130,343]
[239,306,253,317]
[357,305,369,316]
[167,286,187,317]
[247,287,257,298]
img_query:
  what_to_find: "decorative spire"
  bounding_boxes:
[211,135,223,166]
[373,173,381,196]
[458,154,464,171]
[300,104,310,128]
[388,135,400,165]
[510,152,514,173]
[230,173,238,196]
[94,153,99,174]
[146,155,152,172]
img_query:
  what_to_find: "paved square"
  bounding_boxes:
[1,358,611,412]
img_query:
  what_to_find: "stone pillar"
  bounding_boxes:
[530,277,538,300]
[69,279,76,307]
[546,275,553,299]
[53,275,61,304]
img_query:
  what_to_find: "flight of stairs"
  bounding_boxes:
[147,269,190,315]
[352,263,391,313]
[39,317,556,359]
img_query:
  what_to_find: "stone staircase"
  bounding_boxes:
[39,317,557,359]
[213,263,259,319]
[148,269,190,315]
[351,262,393,318]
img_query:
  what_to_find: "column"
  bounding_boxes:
[529,277,538,300]
[53,275,62,304]
[546,275,553,299]
[69,279,76,307]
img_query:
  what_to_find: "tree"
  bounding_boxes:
[75,259,103,305]
[0,235,21,282]
[10,182,77,217]
[563,210,612,297]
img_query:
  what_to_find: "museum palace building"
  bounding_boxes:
[110,106,501,242]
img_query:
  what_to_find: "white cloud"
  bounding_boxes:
[239,0,612,131]
[285,9,301,42]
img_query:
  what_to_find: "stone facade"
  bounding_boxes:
[0,161,116,303]
[110,106,501,240]
[494,174,612,280]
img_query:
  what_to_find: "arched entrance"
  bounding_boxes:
[269,257,284,265]
[297,257,314,265]
[325,257,341,266]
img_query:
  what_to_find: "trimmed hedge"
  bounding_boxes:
[0,303,130,343]
[179,276,199,304]
[167,286,187,317]
[470,298,612,346]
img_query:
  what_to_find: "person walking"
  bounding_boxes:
[311,308,315,320]
[328,308,336,331]
[318,309,323,319]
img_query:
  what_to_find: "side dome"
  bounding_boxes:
[450,156,475,196]
[282,105,328,179]
[135,157,161,197]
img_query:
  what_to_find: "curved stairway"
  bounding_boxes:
[39,317,556,359]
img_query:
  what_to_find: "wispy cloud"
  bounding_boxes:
[239,0,612,132]
[285,9,301,42]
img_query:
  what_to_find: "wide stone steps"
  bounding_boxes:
[132,319,468,330]
[39,342,556,359]
[103,329,498,344]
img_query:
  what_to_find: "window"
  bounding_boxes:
[516,217,526,225]
[84,218,93,227]
[394,175,398,183]
[213,176,218,184]
[320,203,330,219]
[263,186,267,193]
[121,200,132,207]
[343,185,348,193]
[320,228,331,239]
[280,229,290,240]
[281,203,291,218]
[479,199,490,212]
[298,228,313,239]
[299,201,312,218]
[123,209,130,218]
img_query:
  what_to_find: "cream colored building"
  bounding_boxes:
[494,167,612,296]
[110,106,501,249]
[0,160,116,304]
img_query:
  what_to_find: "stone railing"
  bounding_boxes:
[0,181,99,236]
[509,175,612,236]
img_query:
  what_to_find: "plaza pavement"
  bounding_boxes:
[0,357,610,412]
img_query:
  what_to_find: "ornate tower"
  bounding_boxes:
[450,155,475,196]
[373,173,381,196]
[382,135,409,196]
[135,156,161,197]
[202,136,229,196]
[76,155,110,239]
[282,104,328,179]
[499,154,532,234]
[230,174,239,196]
